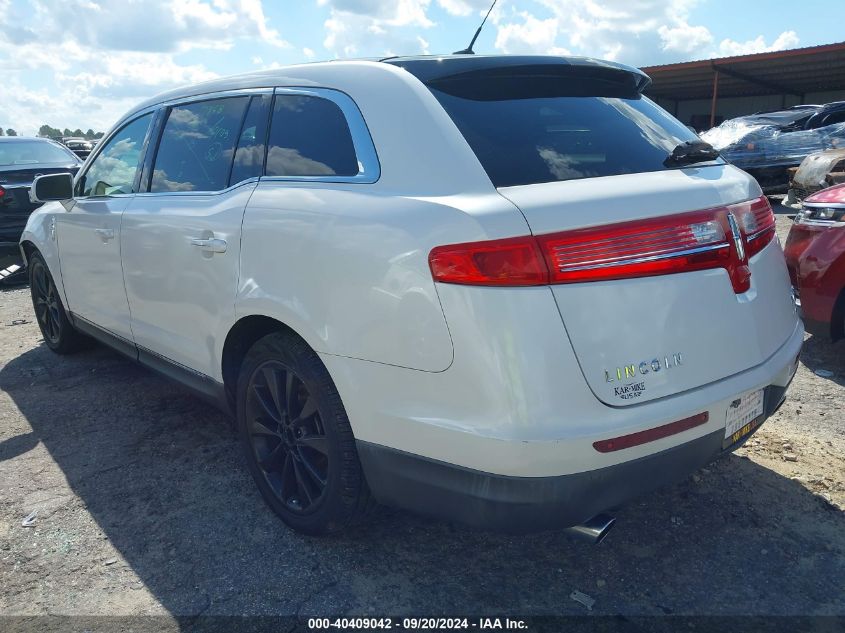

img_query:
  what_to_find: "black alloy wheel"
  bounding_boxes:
[237,331,372,534]
[245,360,329,513]
[31,257,62,345]
[28,251,89,354]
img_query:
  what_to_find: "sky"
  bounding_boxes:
[1,0,843,135]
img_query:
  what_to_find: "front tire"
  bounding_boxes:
[236,331,372,535]
[28,251,90,354]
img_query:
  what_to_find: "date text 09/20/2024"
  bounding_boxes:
[307,617,529,630]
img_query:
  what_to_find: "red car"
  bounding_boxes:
[785,183,845,341]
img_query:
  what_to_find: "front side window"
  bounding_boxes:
[78,114,152,197]
[265,95,358,178]
[150,97,249,192]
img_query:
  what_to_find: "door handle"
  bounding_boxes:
[190,237,227,254]
[94,228,115,242]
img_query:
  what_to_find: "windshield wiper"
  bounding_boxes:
[663,140,721,167]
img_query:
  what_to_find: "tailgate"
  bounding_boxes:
[500,166,799,406]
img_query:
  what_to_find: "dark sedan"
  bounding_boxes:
[0,137,81,283]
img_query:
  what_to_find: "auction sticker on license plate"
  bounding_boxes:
[725,388,765,443]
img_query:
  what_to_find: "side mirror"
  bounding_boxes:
[30,173,74,203]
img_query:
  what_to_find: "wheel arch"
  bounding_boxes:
[20,239,37,265]
[220,315,313,411]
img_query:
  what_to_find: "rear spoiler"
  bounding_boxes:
[388,56,651,99]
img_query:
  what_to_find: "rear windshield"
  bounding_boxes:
[0,140,77,166]
[428,74,708,188]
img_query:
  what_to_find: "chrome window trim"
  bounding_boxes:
[157,88,273,109]
[140,90,273,196]
[260,86,380,185]
[134,177,260,198]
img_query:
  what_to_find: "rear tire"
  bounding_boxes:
[28,251,90,354]
[236,331,372,535]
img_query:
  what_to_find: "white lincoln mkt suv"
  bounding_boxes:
[22,56,802,541]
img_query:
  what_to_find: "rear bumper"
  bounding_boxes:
[358,382,792,533]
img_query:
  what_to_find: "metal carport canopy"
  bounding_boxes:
[642,42,845,101]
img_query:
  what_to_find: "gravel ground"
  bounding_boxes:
[0,209,843,625]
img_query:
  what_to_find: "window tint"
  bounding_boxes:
[229,95,271,186]
[265,95,358,177]
[151,97,249,192]
[429,86,706,187]
[79,114,152,197]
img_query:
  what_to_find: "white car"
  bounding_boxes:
[22,56,802,541]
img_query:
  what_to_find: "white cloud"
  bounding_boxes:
[494,13,563,55]
[715,30,800,57]
[491,0,712,64]
[321,2,434,58]
[436,0,492,17]
[317,0,433,27]
[315,0,779,66]
[26,0,290,53]
[658,22,713,54]
[0,1,288,134]
[0,0,812,134]
[0,0,296,135]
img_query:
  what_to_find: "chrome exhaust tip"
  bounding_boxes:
[565,513,616,544]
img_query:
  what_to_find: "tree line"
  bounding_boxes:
[0,126,104,139]
[37,125,104,140]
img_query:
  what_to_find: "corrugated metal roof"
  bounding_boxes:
[642,42,845,100]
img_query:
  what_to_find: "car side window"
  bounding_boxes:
[229,94,272,187]
[77,114,152,197]
[265,94,359,177]
[150,97,249,193]
[822,111,845,127]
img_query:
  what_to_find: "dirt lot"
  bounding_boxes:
[0,210,843,625]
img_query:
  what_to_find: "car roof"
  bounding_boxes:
[124,55,650,125]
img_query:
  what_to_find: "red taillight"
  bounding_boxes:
[428,235,549,286]
[805,183,845,204]
[0,185,6,199]
[592,412,709,453]
[733,197,776,258]
[429,197,772,294]
[536,208,735,286]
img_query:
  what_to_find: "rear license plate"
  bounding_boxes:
[724,388,765,447]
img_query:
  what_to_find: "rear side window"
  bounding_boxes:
[428,69,705,188]
[229,95,271,186]
[151,97,249,192]
[265,95,358,177]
